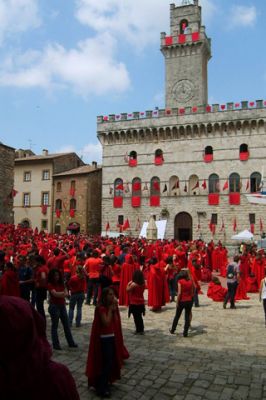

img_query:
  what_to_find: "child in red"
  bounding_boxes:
[127,270,145,334]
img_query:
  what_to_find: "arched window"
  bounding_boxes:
[70,180,76,196]
[250,172,261,193]
[154,149,164,165]
[229,173,241,192]
[150,177,160,207]
[169,175,180,195]
[132,177,141,207]
[132,177,142,196]
[204,146,213,162]
[189,174,199,195]
[114,178,124,197]
[70,198,76,210]
[114,178,123,208]
[208,174,219,193]
[129,151,137,167]
[180,19,189,34]
[239,144,249,161]
[55,199,62,210]
[56,182,62,192]
[150,177,160,195]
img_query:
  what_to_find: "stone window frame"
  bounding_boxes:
[23,171,31,182]
[70,198,77,210]
[250,172,261,193]
[55,198,62,210]
[211,213,218,225]
[42,169,50,180]
[41,191,50,206]
[229,173,241,193]
[41,219,48,230]
[23,193,31,207]
[208,174,219,194]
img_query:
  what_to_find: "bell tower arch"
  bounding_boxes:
[161,1,211,109]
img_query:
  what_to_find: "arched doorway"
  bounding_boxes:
[54,222,61,234]
[20,219,31,228]
[174,212,192,241]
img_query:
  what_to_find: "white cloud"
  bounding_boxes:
[0,33,130,96]
[75,0,216,49]
[0,0,41,45]
[228,5,257,28]
[57,142,102,164]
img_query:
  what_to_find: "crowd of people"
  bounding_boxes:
[0,223,266,398]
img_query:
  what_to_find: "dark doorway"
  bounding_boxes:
[174,212,192,241]
[54,223,61,234]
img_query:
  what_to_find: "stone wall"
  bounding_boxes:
[0,144,15,224]
[99,107,266,243]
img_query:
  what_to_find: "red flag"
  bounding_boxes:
[41,205,47,215]
[260,218,264,233]
[197,223,201,232]
[233,217,237,232]
[70,208,75,218]
[184,183,187,192]
[9,188,18,198]
[209,220,213,233]
[153,181,160,192]
[250,223,255,234]
[132,182,141,191]
[246,179,250,191]
[115,183,124,191]
[191,181,199,191]
[212,224,216,235]
[220,219,225,232]
[123,218,130,231]
[105,221,110,232]
[201,180,207,190]
[109,186,113,195]
[142,183,148,191]
[135,218,141,231]
[163,184,167,193]
[69,187,75,197]
[55,209,61,218]
[223,180,229,191]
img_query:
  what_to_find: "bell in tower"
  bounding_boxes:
[161,1,211,109]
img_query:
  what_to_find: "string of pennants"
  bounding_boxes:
[105,217,264,235]
[109,178,252,194]
[100,101,266,122]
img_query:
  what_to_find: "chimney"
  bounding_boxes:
[92,161,97,169]
[42,149,48,156]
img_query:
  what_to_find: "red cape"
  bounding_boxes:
[85,306,129,387]
[147,264,169,308]
[207,282,227,302]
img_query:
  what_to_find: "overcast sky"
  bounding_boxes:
[0,0,265,162]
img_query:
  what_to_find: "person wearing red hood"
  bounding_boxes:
[147,257,169,311]
[0,262,20,297]
[0,295,80,400]
[119,254,139,306]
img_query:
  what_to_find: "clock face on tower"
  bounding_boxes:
[172,79,195,103]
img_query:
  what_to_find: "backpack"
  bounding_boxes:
[227,264,235,279]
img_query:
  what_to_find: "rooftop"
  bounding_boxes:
[53,164,101,177]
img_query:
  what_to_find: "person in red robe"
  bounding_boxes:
[147,257,169,311]
[207,277,227,302]
[119,254,139,306]
[86,287,129,397]
[252,253,265,289]
[246,273,258,293]
[0,295,80,400]
[0,262,20,297]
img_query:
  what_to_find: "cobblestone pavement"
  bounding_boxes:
[48,284,266,400]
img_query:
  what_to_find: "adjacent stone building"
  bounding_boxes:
[97,0,266,242]
[0,143,15,224]
[53,163,102,235]
[14,150,84,232]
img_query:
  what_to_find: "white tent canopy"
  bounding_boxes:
[231,229,254,241]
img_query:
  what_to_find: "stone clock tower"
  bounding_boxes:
[161,0,211,109]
